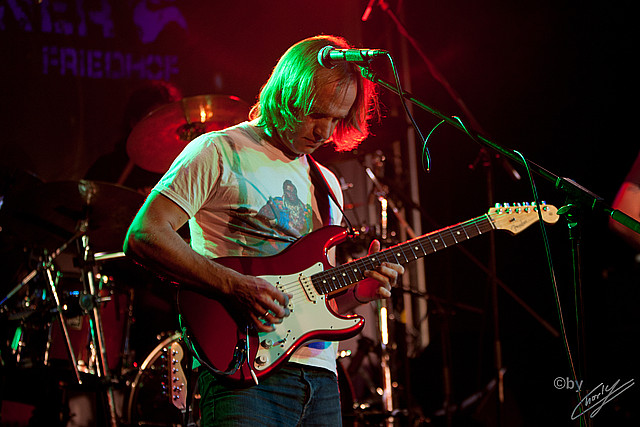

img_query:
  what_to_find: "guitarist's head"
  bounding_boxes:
[250,35,380,156]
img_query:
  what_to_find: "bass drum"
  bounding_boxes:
[125,331,199,426]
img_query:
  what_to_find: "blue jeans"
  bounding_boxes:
[198,363,342,426]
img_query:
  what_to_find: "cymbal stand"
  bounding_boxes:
[1,232,84,384]
[76,226,118,427]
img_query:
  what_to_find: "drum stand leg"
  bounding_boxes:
[43,259,83,384]
[77,234,118,427]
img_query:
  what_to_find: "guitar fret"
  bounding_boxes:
[403,243,416,260]
[469,222,482,238]
[387,250,401,264]
[434,232,447,249]
[448,227,459,244]
[316,274,330,294]
[473,219,482,235]
[342,264,359,284]
[352,262,365,281]
[482,214,495,232]
[328,274,338,291]
[413,238,428,256]
[405,242,419,260]
[351,259,367,281]
[332,271,346,290]
[424,235,438,252]
[365,255,379,270]
[395,247,410,264]
[442,230,457,247]
[460,224,470,239]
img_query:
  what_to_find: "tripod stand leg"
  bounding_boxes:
[78,235,119,427]
[44,262,83,384]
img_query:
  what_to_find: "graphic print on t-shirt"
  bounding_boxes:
[258,179,313,237]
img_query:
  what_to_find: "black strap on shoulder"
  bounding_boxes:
[307,155,355,235]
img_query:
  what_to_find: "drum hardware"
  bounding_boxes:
[75,231,119,427]
[44,252,85,384]
[1,230,86,381]
[120,286,136,374]
[0,180,146,426]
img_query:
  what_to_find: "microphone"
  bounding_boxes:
[317,46,387,69]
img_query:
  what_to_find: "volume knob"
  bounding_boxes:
[255,354,268,366]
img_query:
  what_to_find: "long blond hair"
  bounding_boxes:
[250,35,379,151]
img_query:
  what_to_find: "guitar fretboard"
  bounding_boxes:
[311,214,495,295]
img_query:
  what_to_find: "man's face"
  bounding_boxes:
[284,79,357,156]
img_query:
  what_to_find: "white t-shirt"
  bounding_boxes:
[154,120,344,373]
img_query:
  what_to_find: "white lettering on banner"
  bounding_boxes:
[1,0,35,31]
[43,46,179,80]
[2,0,186,79]
[2,0,114,37]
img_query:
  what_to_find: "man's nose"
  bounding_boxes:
[314,119,334,142]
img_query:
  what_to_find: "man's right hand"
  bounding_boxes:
[223,270,291,332]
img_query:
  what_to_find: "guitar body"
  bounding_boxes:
[177,225,365,386]
[177,203,559,387]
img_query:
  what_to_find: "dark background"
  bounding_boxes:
[1,1,638,426]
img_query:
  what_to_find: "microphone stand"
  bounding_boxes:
[359,67,639,230]
[480,150,505,425]
[360,66,640,427]
[369,0,521,182]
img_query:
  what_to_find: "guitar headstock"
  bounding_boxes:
[162,341,188,411]
[489,202,559,235]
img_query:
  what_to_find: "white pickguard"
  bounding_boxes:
[253,262,361,371]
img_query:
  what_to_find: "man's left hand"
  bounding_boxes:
[356,239,404,302]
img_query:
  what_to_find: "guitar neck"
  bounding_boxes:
[312,213,495,295]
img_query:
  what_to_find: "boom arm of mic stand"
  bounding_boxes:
[360,67,640,232]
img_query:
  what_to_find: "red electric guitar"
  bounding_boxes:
[178,203,559,386]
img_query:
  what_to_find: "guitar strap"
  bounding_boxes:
[307,155,355,235]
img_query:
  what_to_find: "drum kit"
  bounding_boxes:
[0,95,250,426]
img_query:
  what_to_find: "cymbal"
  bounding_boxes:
[127,94,250,174]
[0,180,144,253]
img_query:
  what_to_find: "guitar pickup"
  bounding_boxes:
[300,275,317,303]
